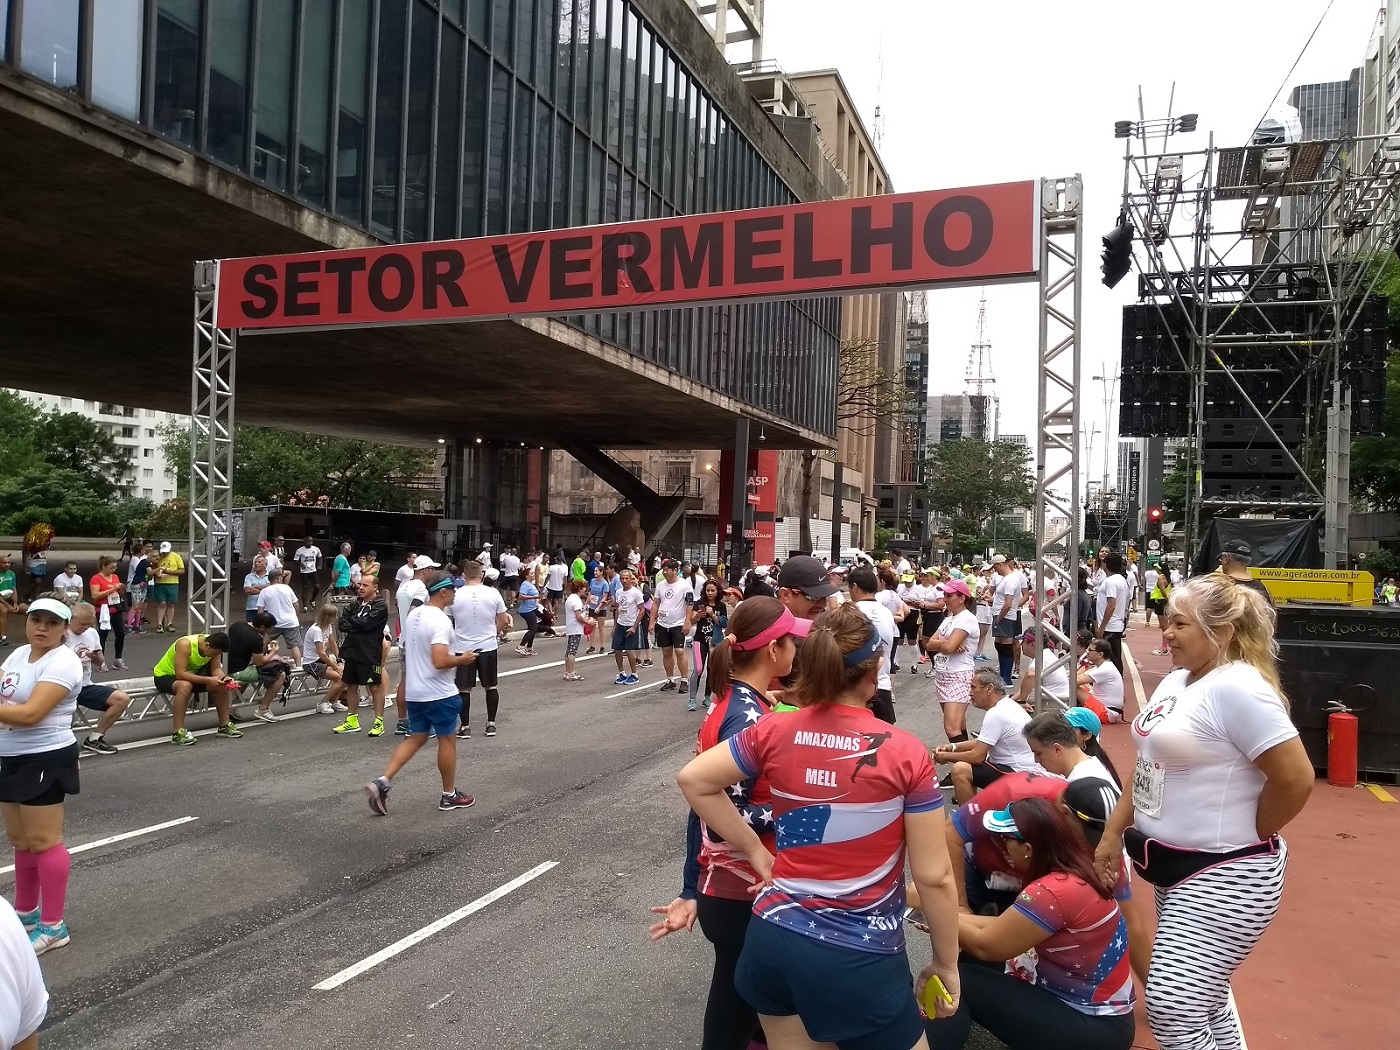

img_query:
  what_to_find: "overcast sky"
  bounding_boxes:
[762,0,1380,488]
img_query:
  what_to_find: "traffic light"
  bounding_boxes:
[1146,506,1163,541]
[1101,215,1134,289]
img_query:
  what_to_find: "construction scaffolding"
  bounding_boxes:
[1116,122,1395,566]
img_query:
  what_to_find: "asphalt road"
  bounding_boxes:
[18,625,1012,1050]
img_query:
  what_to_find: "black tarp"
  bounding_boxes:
[1191,516,1322,574]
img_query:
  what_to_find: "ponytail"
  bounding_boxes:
[791,604,885,706]
[1082,735,1122,788]
[705,596,785,702]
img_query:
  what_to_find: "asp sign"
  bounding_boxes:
[216,182,1039,331]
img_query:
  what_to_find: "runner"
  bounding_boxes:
[1021,711,1118,785]
[363,571,477,815]
[1077,640,1126,723]
[0,596,83,955]
[395,555,436,641]
[933,668,1042,804]
[225,610,291,724]
[684,579,727,712]
[875,567,907,675]
[545,556,569,619]
[990,556,1021,685]
[331,542,354,597]
[51,564,83,607]
[333,576,391,734]
[452,561,510,740]
[499,547,521,607]
[514,572,541,656]
[897,571,923,674]
[123,543,150,634]
[585,566,608,656]
[925,579,980,742]
[147,541,184,633]
[62,603,131,755]
[974,566,996,661]
[293,537,323,608]
[676,603,961,1049]
[848,566,897,723]
[1093,553,1130,674]
[562,579,592,682]
[919,567,946,670]
[610,569,645,685]
[242,554,272,624]
[255,569,303,666]
[650,560,693,693]
[87,556,127,670]
[153,631,237,746]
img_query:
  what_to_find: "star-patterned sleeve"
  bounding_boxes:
[716,690,774,836]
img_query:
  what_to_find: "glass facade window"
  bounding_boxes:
[2,0,839,436]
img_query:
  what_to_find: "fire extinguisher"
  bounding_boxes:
[1326,699,1359,788]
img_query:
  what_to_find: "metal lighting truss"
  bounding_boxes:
[188,261,236,633]
[1032,176,1083,713]
[1118,128,1400,565]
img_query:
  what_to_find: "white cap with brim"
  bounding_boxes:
[159,541,172,554]
[413,555,441,570]
[28,597,72,621]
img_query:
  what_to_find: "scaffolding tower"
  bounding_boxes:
[1116,120,1398,566]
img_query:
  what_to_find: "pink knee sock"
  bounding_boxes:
[34,844,70,925]
[12,850,38,914]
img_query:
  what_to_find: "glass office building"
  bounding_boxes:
[1,0,839,437]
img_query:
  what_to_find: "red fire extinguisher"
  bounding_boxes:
[1327,700,1359,788]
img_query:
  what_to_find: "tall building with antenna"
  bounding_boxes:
[964,293,1000,441]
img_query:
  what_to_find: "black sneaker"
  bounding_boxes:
[456,725,471,739]
[82,736,118,756]
[484,723,497,738]
[660,680,676,691]
[439,790,476,811]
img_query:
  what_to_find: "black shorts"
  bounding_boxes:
[654,624,686,649]
[299,571,318,587]
[901,614,922,643]
[501,575,519,590]
[1146,596,1165,614]
[922,612,944,638]
[154,674,204,696]
[971,760,1010,790]
[0,744,81,806]
[76,683,116,711]
[456,647,500,691]
[342,659,382,686]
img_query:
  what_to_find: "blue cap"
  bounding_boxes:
[1063,706,1102,736]
[982,807,1024,840]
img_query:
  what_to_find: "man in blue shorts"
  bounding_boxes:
[364,571,477,815]
[64,602,131,755]
[610,569,645,685]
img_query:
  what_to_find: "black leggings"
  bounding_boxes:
[99,615,126,660]
[1104,631,1124,674]
[462,688,500,726]
[924,957,1134,1050]
[521,610,538,649]
[695,893,761,1050]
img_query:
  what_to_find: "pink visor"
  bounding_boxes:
[730,607,808,651]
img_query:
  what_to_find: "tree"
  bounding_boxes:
[920,439,1034,543]
[160,420,437,512]
[0,392,128,498]
[0,466,119,535]
[798,339,919,551]
[1350,351,1400,510]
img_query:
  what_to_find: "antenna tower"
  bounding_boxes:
[872,34,885,148]
[965,293,998,440]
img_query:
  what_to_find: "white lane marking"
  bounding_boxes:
[427,992,454,1010]
[313,861,560,991]
[496,652,607,680]
[0,816,199,875]
[1122,638,1148,713]
[116,708,320,751]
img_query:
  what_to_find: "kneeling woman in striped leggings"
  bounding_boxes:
[1096,574,1314,1049]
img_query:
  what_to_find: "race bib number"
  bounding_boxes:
[1133,757,1165,817]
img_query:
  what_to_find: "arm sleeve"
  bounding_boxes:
[38,650,83,692]
[681,810,702,900]
[1215,669,1299,760]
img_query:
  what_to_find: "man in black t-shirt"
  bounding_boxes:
[226,611,289,722]
[1219,540,1273,604]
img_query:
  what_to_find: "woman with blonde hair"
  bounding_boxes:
[677,603,960,1050]
[1094,574,1313,1050]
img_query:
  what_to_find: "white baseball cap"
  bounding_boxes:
[413,555,440,570]
[159,541,172,554]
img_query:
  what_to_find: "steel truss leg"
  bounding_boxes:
[189,261,236,634]
[1033,177,1084,713]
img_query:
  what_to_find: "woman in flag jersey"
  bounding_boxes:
[649,596,802,1050]
[678,603,960,1050]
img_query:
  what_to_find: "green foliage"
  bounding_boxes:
[1161,442,1195,526]
[159,420,436,512]
[921,440,1034,540]
[139,498,189,541]
[1361,547,1399,581]
[0,392,128,499]
[1351,351,1400,510]
[0,466,119,535]
[873,525,897,557]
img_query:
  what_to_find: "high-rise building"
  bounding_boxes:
[927,394,995,445]
[876,293,929,543]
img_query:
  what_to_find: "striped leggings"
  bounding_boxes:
[1145,840,1288,1049]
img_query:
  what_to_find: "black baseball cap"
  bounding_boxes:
[776,555,838,598]
[1221,539,1252,558]
[1061,778,1121,848]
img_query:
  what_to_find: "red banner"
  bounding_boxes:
[215,183,1039,331]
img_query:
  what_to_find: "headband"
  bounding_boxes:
[729,606,797,651]
[843,624,883,667]
[28,597,72,621]
[427,577,456,594]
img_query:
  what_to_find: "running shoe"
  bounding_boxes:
[82,736,118,755]
[171,729,197,746]
[660,680,676,691]
[563,672,583,682]
[687,699,697,712]
[456,725,471,739]
[112,659,129,671]
[0,637,8,647]
[394,719,411,736]
[623,674,639,685]
[925,669,936,679]
[439,790,476,811]
[315,701,334,715]
[16,909,38,935]
[910,664,918,674]
[332,701,349,713]
[514,645,530,655]
[368,717,385,738]
[364,777,390,815]
[333,714,362,734]
[585,647,598,655]
[484,723,497,737]
[614,673,628,685]
[253,708,279,723]
[640,659,654,668]
[30,922,69,956]
[216,723,243,738]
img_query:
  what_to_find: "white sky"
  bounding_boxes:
[762,0,1381,485]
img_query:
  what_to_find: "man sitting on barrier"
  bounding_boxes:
[63,603,131,756]
[152,631,237,746]
[225,611,291,723]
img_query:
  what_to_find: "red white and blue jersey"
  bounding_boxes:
[728,703,941,955]
[1009,874,1135,1016]
[695,682,775,900]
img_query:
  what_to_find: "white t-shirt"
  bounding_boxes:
[546,563,569,591]
[257,583,299,629]
[397,578,428,628]
[1169,569,1183,586]
[451,584,507,653]
[934,609,980,674]
[1086,661,1125,715]
[564,593,587,636]
[395,563,414,586]
[403,604,458,702]
[1095,574,1130,633]
[876,589,903,620]
[0,900,46,1046]
[1067,755,1117,784]
[897,582,920,608]
[1040,661,1073,704]
[500,553,521,576]
[895,558,912,576]
[350,562,362,585]
[653,579,692,629]
[303,624,328,665]
[264,552,282,578]
[1143,568,1159,595]
[0,645,81,756]
[614,586,645,627]
[1132,662,1297,851]
[53,572,84,600]
[294,545,322,573]
[992,573,1021,618]
[854,599,897,692]
[63,627,103,687]
[975,696,1040,772]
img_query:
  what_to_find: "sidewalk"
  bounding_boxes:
[1111,621,1395,1049]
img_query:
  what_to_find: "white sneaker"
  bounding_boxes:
[333,701,349,713]
[316,701,334,715]
[253,708,279,723]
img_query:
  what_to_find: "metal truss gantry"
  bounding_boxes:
[1120,127,1400,565]
[188,261,236,633]
[1032,176,1084,713]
